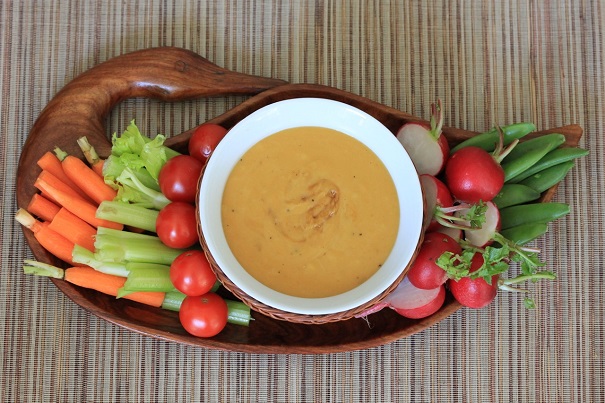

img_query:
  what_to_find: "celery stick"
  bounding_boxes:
[115,168,171,210]
[161,290,186,311]
[93,234,183,265]
[225,300,253,326]
[94,233,166,249]
[22,260,65,279]
[103,155,161,192]
[96,226,159,240]
[96,201,158,232]
[120,263,174,292]
[72,245,130,277]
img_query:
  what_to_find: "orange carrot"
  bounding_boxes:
[64,266,165,307]
[55,148,116,204]
[34,177,123,230]
[36,170,93,204]
[15,209,76,265]
[27,193,61,222]
[37,151,91,201]
[48,208,96,252]
[77,136,105,178]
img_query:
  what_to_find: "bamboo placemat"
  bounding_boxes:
[1,1,603,402]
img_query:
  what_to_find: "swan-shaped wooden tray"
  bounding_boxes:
[16,47,583,353]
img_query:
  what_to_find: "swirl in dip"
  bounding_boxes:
[221,126,400,298]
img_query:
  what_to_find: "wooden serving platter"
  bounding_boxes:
[16,47,583,354]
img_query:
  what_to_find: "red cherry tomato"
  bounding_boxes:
[156,202,199,249]
[158,155,204,203]
[170,250,217,296]
[179,292,228,338]
[188,123,228,163]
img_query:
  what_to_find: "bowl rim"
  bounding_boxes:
[198,97,424,317]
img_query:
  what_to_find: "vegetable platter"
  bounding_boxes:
[16,47,583,354]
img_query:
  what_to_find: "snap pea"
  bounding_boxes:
[450,122,536,153]
[499,223,549,245]
[518,160,575,193]
[501,133,567,182]
[502,133,566,162]
[508,147,588,184]
[492,184,541,209]
[499,202,570,230]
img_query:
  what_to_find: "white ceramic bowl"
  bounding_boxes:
[198,98,423,315]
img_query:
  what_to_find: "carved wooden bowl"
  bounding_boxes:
[16,47,583,353]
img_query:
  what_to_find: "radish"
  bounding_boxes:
[356,277,445,320]
[456,201,501,247]
[448,253,499,308]
[444,128,518,203]
[406,232,462,290]
[396,100,449,176]
[435,225,463,242]
[420,174,454,232]
[394,284,446,319]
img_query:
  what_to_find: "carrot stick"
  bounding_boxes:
[77,136,105,177]
[37,151,91,201]
[48,208,96,252]
[27,193,61,222]
[34,177,123,230]
[15,209,76,265]
[36,170,93,204]
[54,147,117,204]
[64,266,165,307]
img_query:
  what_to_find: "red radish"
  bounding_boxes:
[356,277,445,319]
[456,201,501,247]
[396,100,450,176]
[434,225,463,242]
[444,146,504,203]
[420,174,454,232]
[444,129,518,203]
[394,284,446,319]
[406,232,462,290]
[448,253,499,309]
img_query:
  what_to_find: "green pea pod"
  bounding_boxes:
[492,184,541,209]
[450,122,536,153]
[508,147,588,183]
[499,223,549,245]
[502,133,566,162]
[499,202,570,230]
[501,133,567,182]
[518,160,575,193]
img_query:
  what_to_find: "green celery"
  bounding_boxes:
[119,263,174,292]
[103,120,180,214]
[161,290,187,311]
[72,244,130,277]
[93,233,183,265]
[96,226,160,240]
[225,300,253,326]
[103,155,161,192]
[110,120,179,180]
[114,167,170,210]
[22,260,64,279]
[96,201,158,232]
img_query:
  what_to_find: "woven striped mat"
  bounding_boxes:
[1,1,603,402]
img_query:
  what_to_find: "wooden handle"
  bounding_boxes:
[17,47,286,206]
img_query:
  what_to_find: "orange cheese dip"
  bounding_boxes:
[221,126,400,298]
